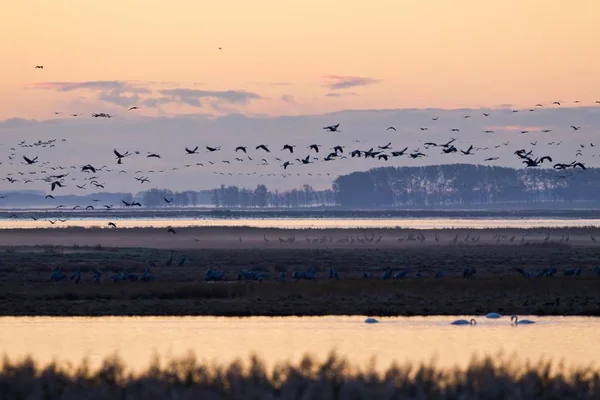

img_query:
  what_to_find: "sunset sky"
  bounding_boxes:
[1,1,599,195]
[2,0,600,119]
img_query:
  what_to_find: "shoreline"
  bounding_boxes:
[2,208,600,220]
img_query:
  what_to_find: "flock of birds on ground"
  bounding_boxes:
[46,230,600,286]
[3,71,600,213]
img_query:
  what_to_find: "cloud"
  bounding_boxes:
[97,91,142,107]
[31,80,151,94]
[280,94,296,104]
[31,80,152,107]
[140,97,172,108]
[29,81,263,110]
[322,75,380,90]
[325,92,358,98]
[158,89,262,107]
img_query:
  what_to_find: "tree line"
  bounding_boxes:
[3,164,598,210]
[137,185,336,208]
[332,164,600,208]
[210,184,336,208]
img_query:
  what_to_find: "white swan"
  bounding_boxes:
[364,317,379,324]
[486,312,502,319]
[511,315,535,325]
[451,318,476,326]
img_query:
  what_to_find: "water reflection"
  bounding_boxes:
[0,218,599,230]
[0,316,597,372]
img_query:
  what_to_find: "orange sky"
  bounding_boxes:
[2,0,600,119]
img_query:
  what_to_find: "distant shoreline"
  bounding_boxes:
[1,208,600,220]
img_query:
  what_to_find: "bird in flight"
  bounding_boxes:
[185,146,199,155]
[461,145,474,155]
[256,144,270,152]
[113,149,130,164]
[34,65,43,69]
[386,126,396,131]
[323,123,340,132]
[282,144,295,153]
[128,106,140,111]
[50,181,64,191]
[23,156,38,165]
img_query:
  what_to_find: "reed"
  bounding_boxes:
[0,352,597,399]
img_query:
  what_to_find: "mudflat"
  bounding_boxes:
[0,225,598,248]
[0,226,599,316]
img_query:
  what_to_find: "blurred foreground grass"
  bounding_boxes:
[0,352,598,399]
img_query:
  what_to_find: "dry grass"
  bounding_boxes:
[0,352,598,399]
[0,244,599,316]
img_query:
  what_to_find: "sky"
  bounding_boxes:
[1,0,600,194]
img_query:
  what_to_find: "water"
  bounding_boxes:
[0,217,600,229]
[0,316,597,372]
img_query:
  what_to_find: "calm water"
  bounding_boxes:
[0,316,597,372]
[1,218,600,229]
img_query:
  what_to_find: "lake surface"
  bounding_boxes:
[1,217,600,229]
[0,316,597,372]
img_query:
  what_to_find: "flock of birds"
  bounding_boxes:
[449,314,536,326]
[364,314,536,325]
[47,248,600,285]
[4,70,600,213]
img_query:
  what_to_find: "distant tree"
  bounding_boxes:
[254,185,268,208]
[211,189,220,208]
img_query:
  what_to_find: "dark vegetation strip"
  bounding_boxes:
[0,245,599,316]
[0,353,598,399]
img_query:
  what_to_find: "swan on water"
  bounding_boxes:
[451,318,476,326]
[511,315,535,325]
[364,317,379,324]
[486,312,502,319]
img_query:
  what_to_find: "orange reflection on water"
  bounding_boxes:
[0,316,597,372]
